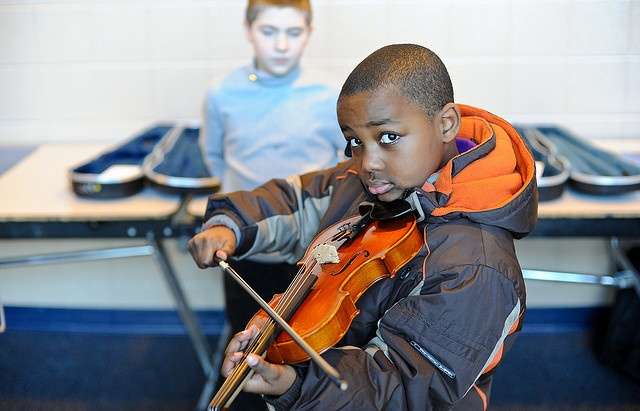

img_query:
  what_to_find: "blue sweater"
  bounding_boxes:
[201,64,344,192]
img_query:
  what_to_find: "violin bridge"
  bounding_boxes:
[312,244,340,264]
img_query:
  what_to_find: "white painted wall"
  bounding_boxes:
[0,238,226,310]
[0,0,638,144]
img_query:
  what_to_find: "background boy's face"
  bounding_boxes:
[246,7,311,77]
[338,87,450,202]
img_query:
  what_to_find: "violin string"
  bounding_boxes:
[274,258,317,322]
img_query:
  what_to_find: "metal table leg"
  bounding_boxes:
[147,232,215,377]
[147,232,229,411]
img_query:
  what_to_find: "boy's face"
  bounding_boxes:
[246,7,311,77]
[338,87,457,202]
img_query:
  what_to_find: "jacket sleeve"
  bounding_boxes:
[266,263,524,411]
[203,161,357,264]
[200,89,225,178]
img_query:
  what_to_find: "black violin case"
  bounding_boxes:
[516,125,570,201]
[143,125,220,194]
[534,126,640,195]
[69,124,220,198]
[69,124,174,198]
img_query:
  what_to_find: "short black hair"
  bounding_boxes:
[339,44,454,117]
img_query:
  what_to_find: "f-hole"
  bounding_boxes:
[330,250,370,276]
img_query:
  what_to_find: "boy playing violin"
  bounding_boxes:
[189,44,537,410]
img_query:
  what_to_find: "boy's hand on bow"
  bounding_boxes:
[222,326,297,396]
[187,226,237,268]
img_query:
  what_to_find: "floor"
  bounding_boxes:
[1,327,639,411]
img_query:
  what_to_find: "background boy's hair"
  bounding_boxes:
[246,0,312,25]
[339,44,454,117]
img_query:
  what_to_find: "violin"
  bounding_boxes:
[210,200,424,410]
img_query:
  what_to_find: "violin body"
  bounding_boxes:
[252,213,423,364]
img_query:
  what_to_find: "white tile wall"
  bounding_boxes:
[632,1,640,53]
[148,4,210,61]
[510,1,570,56]
[628,58,640,112]
[93,3,149,62]
[151,64,212,119]
[0,0,638,143]
[567,0,630,56]
[205,2,251,60]
[0,6,40,64]
[33,3,97,63]
[509,58,568,114]
[0,66,37,121]
[566,57,627,113]
[448,1,511,57]
[448,59,512,114]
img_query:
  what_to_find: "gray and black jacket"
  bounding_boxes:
[203,104,538,410]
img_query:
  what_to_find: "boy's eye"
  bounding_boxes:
[287,28,303,37]
[380,133,400,144]
[260,27,276,36]
[348,137,361,148]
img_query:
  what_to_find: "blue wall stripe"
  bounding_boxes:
[520,306,609,334]
[2,305,608,335]
[3,306,226,335]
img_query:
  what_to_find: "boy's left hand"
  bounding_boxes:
[222,326,297,396]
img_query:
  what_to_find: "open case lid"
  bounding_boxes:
[516,125,570,201]
[143,125,220,195]
[69,124,175,198]
[535,126,640,196]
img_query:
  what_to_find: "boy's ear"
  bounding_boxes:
[438,103,460,143]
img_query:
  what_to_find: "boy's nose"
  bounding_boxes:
[362,151,384,175]
[275,33,289,52]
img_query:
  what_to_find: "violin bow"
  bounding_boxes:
[217,260,349,390]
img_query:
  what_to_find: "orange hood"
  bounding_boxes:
[423,104,538,237]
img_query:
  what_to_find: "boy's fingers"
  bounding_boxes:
[215,249,228,261]
[186,238,203,268]
[188,238,215,268]
[224,328,255,355]
[187,227,236,268]
[221,352,243,377]
[246,354,279,382]
[216,238,236,261]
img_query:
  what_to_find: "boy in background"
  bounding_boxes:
[191,44,537,410]
[200,2,343,408]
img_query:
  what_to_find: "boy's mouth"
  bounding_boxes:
[367,182,393,195]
